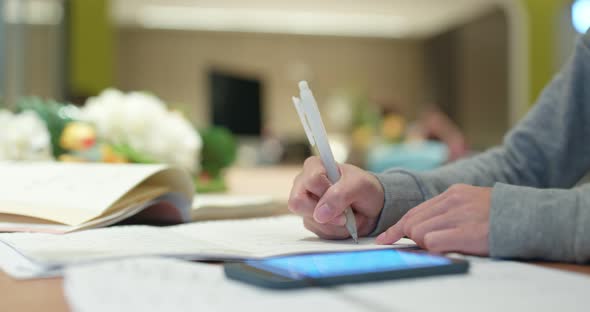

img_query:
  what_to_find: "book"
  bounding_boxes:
[0,162,194,233]
[0,215,416,279]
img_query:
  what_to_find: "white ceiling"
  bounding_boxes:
[113,0,505,38]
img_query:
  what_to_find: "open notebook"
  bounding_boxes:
[0,162,194,233]
[0,215,416,279]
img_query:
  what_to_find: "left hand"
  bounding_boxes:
[376,184,491,256]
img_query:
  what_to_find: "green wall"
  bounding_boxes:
[521,0,568,104]
[68,0,114,97]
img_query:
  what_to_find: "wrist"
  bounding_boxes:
[368,170,426,236]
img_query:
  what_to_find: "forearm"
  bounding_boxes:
[370,146,545,234]
[372,31,590,235]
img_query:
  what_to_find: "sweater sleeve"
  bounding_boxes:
[371,31,590,263]
[490,183,590,263]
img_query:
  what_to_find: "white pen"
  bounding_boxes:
[292,81,359,243]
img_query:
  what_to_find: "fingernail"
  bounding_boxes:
[315,204,332,223]
[376,233,386,243]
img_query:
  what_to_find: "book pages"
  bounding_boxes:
[0,216,414,277]
[0,162,192,225]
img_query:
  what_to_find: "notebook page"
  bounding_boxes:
[64,258,363,312]
[339,259,590,312]
[0,225,247,266]
[0,162,169,225]
[64,258,590,312]
[169,215,415,258]
[0,216,414,274]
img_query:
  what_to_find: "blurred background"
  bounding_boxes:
[0,0,588,177]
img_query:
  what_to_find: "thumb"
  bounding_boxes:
[313,179,355,224]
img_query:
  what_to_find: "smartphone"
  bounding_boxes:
[224,249,469,289]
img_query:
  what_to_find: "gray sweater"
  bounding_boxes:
[373,31,590,263]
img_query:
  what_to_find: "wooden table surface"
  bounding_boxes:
[1,166,589,311]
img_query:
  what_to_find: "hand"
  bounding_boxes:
[376,184,491,256]
[288,156,385,239]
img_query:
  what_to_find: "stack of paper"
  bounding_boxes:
[0,215,415,279]
[65,258,357,312]
[63,257,590,312]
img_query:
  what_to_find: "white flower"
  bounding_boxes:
[0,110,53,161]
[81,89,202,172]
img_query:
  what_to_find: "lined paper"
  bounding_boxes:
[0,216,414,274]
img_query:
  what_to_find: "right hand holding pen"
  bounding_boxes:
[288,156,385,239]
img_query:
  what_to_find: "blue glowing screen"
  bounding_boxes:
[246,249,451,279]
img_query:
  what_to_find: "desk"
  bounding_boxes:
[2,261,589,312]
[1,166,589,312]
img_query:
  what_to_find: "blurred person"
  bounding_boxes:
[415,106,469,161]
[377,103,467,159]
[288,31,590,263]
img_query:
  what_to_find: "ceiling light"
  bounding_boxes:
[138,5,408,38]
[572,0,590,33]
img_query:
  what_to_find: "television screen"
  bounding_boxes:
[209,70,262,136]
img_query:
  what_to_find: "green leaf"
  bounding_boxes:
[109,143,156,164]
[16,97,76,158]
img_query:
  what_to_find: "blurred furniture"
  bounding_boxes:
[225,166,300,202]
[367,141,448,173]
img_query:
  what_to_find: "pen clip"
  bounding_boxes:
[292,96,316,146]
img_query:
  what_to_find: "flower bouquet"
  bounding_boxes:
[1,89,237,192]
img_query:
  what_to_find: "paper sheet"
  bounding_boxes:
[0,216,414,278]
[64,258,362,312]
[63,257,590,312]
[338,257,590,312]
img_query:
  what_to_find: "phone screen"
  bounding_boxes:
[245,249,451,279]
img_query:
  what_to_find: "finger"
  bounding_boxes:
[377,194,449,245]
[303,217,350,240]
[301,156,331,196]
[399,191,449,222]
[313,189,350,224]
[288,173,315,216]
[408,212,457,247]
[400,195,455,237]
[313,174,362,224]
[423,223,488,256]
[356,213,376,237]
[287,192,318,217]
[332,212,372,236]
[327,213,347,226]
[302,165,332,198]
[288,172,305,204]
